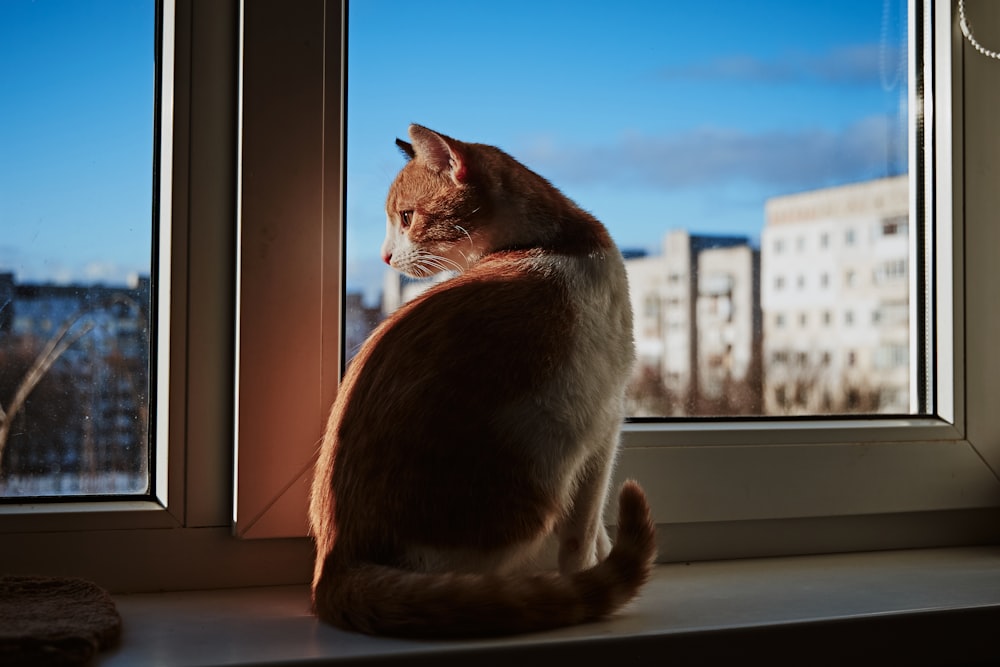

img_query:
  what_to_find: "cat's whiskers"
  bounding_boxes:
[451,225,479,268]
[412,250,463,277]
[454,225,475,249]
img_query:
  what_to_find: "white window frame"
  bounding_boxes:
[1,0,999,592]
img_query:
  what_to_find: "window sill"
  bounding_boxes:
[101,546,1000,666]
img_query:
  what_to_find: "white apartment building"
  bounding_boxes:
[380,269,449,317]
[626,230,760,416]
[761,175,910,415]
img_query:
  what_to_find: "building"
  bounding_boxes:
[380,269,451,318]
[343,292,382,363]
[625,230,761,417]
[0,273,150,494]
[761,175,910,415]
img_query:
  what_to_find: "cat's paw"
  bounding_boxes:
[558,533,605,573]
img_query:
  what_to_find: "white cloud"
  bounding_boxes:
[657,44,906,88]
[519,114,907,193]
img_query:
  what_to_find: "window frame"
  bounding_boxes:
[233,0,1000,555]
[1,0,999,592]
[0,0,313,590]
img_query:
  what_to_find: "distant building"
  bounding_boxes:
[344,292,382,363]
[0,273,150,491]
[696,243,762,405]
[380,269,450,319]
[625,230,761,416]
[761,175,910,415]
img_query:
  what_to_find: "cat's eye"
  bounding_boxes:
[400,210,413,229]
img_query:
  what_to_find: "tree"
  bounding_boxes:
[0,315,93,472]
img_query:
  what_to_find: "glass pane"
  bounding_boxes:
[0,1,156,497]
[345,0,916,419]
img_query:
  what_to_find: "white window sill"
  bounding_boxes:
[101,546,1000,666]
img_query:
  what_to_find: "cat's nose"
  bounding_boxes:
[382,251,392,265]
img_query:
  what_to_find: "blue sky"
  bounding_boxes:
[346,0,908,302]
[0,1,907,292]
[0,0,154,286]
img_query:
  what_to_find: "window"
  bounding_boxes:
[3,0,1000,593]
[876,343,909,369]
[881,215,908,236]
[875,258,909,283]
[0,1,156,499]
[0,0,317,590]
[347,0,918,420]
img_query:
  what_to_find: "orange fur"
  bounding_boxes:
[309,125,655,637]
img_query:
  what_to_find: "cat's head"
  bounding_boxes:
[381,125,493,278]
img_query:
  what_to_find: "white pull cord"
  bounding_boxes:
[959,0,1000,60]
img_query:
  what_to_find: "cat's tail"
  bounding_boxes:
[312,480,657,637]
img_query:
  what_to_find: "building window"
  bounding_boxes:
[881,215,908,237]
[875,259,908,283]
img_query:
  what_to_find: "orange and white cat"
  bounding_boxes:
[309,125,656,637]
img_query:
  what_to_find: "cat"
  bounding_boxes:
[308,124,656,637]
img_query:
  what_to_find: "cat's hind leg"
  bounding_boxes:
[555,430,617,574]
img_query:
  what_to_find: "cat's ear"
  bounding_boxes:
[395,138,415,160]
[408,124,469,184]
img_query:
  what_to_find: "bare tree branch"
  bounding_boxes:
[0,314,95,467]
